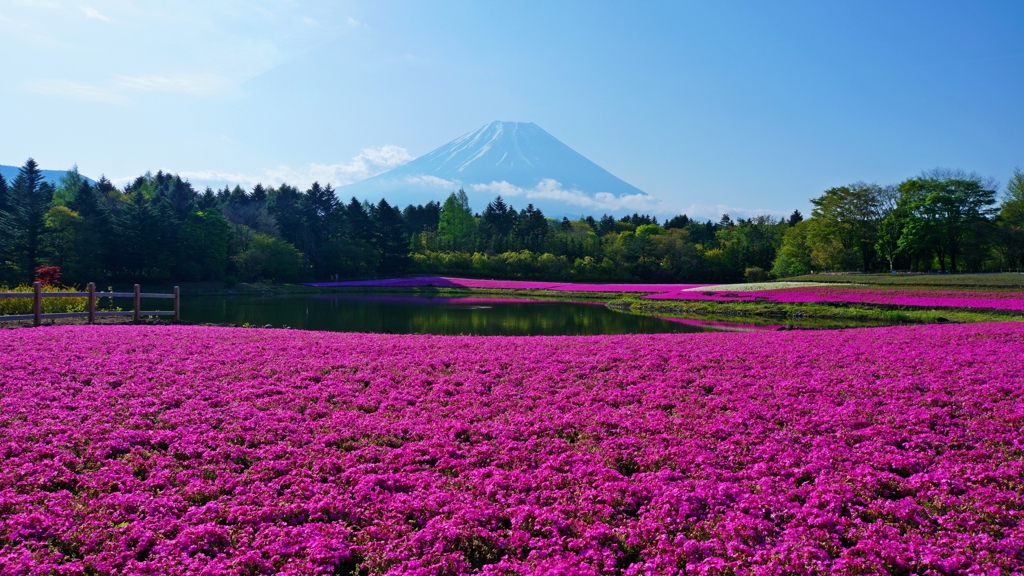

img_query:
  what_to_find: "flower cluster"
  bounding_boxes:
[0,285,88,316]
[648,285,1024,311]
[305,276,705,293]
[307,277,1024,312]
[2,324,1023,574]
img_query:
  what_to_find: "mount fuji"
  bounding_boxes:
[338,121,670,216]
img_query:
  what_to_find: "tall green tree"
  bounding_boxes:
[807,182,882,271]
[233,234,303,282]
[183,210,230,280]
[7,159,55,281]
[899,170,997,272]
[771,220,812,277]
[53,165,86,207]
[371,199,410,274]
[300,182,342,278]
[994,167,1024,269]
[0,173,11,281]
[67,180,112,281]
[402,201,441,237]
[514,204,548,251]
[43,205,83,275]
[343,197,373,243]
[722,216,785,273]
[0,173,9,214]
[437,189,477,251]
[481,195,518,252]
[113,190,168,279]
[873,185,903,272]
[268,184,304,246]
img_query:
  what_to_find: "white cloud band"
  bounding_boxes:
[470,179,678,215]
[125,145,413,190]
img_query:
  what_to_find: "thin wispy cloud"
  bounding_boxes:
[682,203,788,221]
[22,78,129,104]
[114,73,234,97]
[22,71,239,105]
[154,145,413,190]
[471,179,680,215]
[80,6,110,22]
[9,2,358,109]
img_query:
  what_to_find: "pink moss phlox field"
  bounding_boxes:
[646,286,1024,311]
[307,277,1024,312]
[3,325,1024,574]
[305,276,705,293]
[655,317,783,332]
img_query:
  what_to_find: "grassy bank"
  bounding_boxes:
[784,272,1024,289]
[16,277,1021,331]
[617,295,1018,325]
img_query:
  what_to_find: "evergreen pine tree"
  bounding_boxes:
[372,199,410,273]
[114,191,163,279]
[8,158,55,281]
[482,195,517,251]
[344,196,373,243]
[268,184,304,245]
[299,182,342,277]
[251,183,268,206]
[197,187,219,211]
[515,204,548,251]
[0,173,12,281]
[68,180,112,281]
[0,172,8,213]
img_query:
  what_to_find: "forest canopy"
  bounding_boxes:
[1,158,1021,286]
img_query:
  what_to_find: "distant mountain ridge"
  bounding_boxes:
[0,164,96,187]
[339,121,665,216]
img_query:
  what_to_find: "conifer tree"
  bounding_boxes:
[268,184,304,245]
[68,180,112,280]
[343,196,373,243]
[0,172,8,213]
[114,190,164,279]
[0,173,11,281]
[372,199,410,273]
[437,189,476,251]
[7,159,55,281]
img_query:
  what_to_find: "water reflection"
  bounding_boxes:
[179,294,718,336]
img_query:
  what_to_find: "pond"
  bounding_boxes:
[168,294,758,336]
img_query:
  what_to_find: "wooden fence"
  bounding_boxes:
[0,283,180,326]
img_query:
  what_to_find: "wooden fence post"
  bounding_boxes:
[33,282,42,327]
[88,282,96,324]
[133,284,141,322]
[173,286,180,322]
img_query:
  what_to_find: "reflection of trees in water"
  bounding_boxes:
[181,296,700,335]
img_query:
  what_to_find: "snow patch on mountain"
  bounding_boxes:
[338,121,673,216]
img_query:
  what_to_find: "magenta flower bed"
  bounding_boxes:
[647,286,1024,311]
[306,277,1024,312]
[2,325,1024,574]
[655,317,784,332]
[305,276,704,293]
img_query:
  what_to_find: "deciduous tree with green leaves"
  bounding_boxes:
[994,167,1024,269]
[899,170,997,272]
[807,182,882,271]
[438,189,477,252]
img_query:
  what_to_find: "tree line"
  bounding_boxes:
[1,158,1021,286]
[772,168,1024,276]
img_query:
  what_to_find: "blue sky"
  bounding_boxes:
[1,1,1022,219]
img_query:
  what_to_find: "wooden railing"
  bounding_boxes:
[0,283,180,326]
